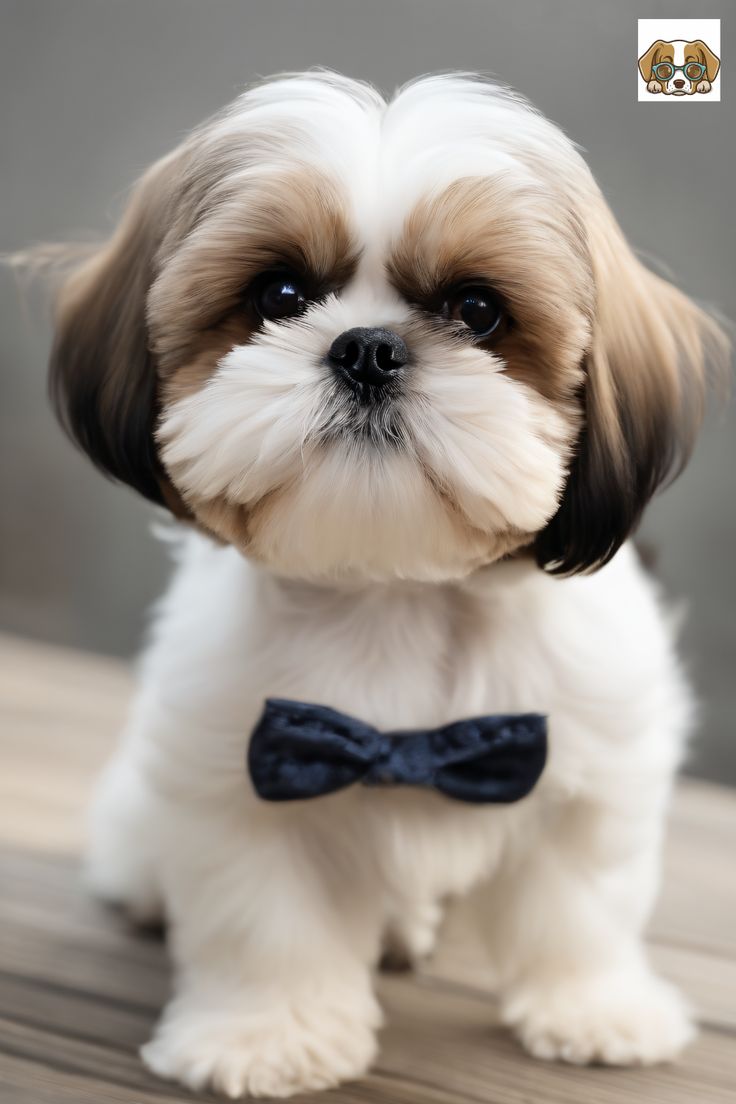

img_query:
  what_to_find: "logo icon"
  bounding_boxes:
[637,20,721,101]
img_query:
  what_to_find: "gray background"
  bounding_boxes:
[1,0,733,783]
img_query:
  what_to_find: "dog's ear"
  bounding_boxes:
[45,150,190,511]
[535,199,729,575]
[638,40,669,81]
[686,39,721,82]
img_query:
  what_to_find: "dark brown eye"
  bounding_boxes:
[443,285,505,339]
[253,272,308,321]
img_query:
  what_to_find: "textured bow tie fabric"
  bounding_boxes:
[248,698,547,804]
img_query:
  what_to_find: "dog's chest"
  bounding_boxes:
[254,580,474,731]
[162,548,552,740]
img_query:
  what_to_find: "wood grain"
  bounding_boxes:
[1,631,735,1103]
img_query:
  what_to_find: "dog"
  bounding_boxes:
[38,72,728,1097]
[638,39,720,95]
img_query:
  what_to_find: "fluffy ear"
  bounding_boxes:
[638,40,669,81]
[535,199,730,575]
[45,151,188,509]
[687,39,720,82]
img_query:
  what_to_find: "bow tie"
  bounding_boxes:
[248,698,547,804]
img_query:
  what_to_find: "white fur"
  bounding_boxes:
[84,73,698,1098]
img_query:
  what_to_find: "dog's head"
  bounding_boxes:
[638,39,720,95]
[46,72,727,582]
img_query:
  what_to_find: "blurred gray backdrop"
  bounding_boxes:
[1,0,733,782]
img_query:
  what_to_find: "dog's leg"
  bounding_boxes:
[482,791,693,1066]
[141,807,383,1098]
[85,750,164,924]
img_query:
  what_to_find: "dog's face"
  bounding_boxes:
[48,73,725,582]
[638,39,720,96]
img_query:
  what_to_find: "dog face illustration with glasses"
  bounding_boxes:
[638,39,720,95]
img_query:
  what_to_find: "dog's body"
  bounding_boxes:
[91,534,691,1095]
[36,72,728,1097]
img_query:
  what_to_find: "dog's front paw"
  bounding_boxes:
[142,986,381,1098]
[646,80,662,93]
[502,968,694,1066]
[696,80,712,93]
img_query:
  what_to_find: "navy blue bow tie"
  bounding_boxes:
[248,698,547,804]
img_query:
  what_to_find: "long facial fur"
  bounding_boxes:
[43,71,729,580]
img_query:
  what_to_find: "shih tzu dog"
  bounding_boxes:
[40,71,727,1097]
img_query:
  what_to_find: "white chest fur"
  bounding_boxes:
[133,532,688,814]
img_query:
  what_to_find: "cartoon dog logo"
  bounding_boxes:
[638,39,720,95]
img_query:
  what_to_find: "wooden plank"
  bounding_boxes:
[1,932,733,1104]
[653,783,736,958]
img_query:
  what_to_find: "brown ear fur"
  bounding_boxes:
[638,40,670,81]
[686,40,720,82]
[535,199,730,575]
[47,151,188,509]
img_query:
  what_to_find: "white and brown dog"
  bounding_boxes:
[30,72,729,1098]
[639,39,720,95]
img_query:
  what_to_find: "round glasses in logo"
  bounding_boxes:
[652,62,707,81]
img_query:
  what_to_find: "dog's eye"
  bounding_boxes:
[442,285,506,340]
[253,272,308,321]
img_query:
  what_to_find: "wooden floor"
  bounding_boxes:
[1,631,735,1104]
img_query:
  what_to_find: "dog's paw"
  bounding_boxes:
[502,968,694,1066]
[696,80,712,93]
[646,80,662,93]
[141,987,381,1098]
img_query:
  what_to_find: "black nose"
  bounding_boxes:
[674,79,686,88]
[327,327,409,396]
